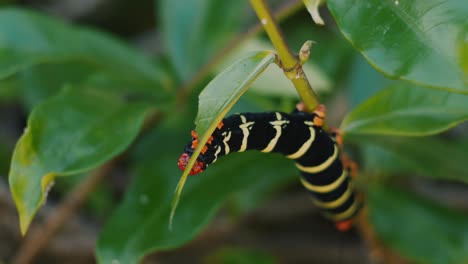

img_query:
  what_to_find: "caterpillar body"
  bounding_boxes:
[178,105,360,231]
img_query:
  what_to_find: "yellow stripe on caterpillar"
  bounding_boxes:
[311,187,352,209]
[286,125,315,159]
[295,145,338,173]
[262,113,289,153]
[238,115,254,152]
[299,169,347,193]
[323,199,359,221]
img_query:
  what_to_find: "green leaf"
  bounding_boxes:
[222,39,332,98]
[0,8,170,88]
[170,51,276,225]
[368,185,468,264]
[347,54,395,108]
[341,83,468,136]
[159,0,246,81]
[327,0,468,91]
[96,125,296,263]
[9,87,150,234]
[17,63,96,109]
[352,136,468,183]
[195,51,276,136]
[16,62,174,111]
[359,144,412,177]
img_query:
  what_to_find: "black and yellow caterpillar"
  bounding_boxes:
[178,105,360,231]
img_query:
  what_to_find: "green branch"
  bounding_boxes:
[249,0,320,112]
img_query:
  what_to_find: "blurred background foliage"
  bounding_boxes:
[0,0,467,263]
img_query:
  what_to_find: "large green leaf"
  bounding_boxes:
[347,54,395,108]
[16,63,97,109]
[327,0,468,91]
[341,83,468,136]
[369,185,468,264]
[16,62,174,111]
[352,136,468,183]
[96,124,296,263]
[9,87,151,234]
[0,8,170,88]
[170,51,276,222]
[159,0,246,81]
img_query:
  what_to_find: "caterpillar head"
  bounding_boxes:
[178,130,211,175]
[177,152,205,175]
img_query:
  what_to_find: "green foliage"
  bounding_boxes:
[0,8,169,87]
[0,0,467,263]
[342,83,468,136]
[327,0,468,91]
[356,136,468,184]
[369,185,468,264]
[9,87,151,234]
[160,0,246,81]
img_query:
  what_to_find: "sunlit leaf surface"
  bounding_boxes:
[328,0,468,91]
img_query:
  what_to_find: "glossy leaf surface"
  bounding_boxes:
[328,0,468,91]
[0,8,169,87]
[352,136,468,183]
[9,88,150,234]
[347,54,395,108]
[16,62,173,111]
[341,83,468,136]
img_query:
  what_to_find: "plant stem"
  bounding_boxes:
[249,0,320,112]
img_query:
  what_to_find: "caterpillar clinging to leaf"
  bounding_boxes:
[178,104,360,231]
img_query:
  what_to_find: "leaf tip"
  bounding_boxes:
[168,194,179,231]
[19,215,31,236]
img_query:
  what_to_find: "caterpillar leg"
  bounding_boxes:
[295,102,326,127]
[330,128,359,179]
[329,128,360,231]
[336,219,354,232]
[312,104,326,127]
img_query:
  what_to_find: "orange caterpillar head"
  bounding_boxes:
[178,131,209,175]
[177,153,205,175]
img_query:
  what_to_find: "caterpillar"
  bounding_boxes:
[178,104,360,231]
